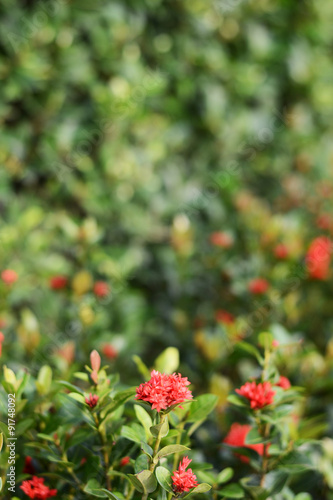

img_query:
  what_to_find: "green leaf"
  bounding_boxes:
[127,474,144,493]
[56,381,84,394]
[134,404,153,440]
[132,355,151,380]
[156,466,174,494]
[154,347,179,374]
[258,332,273,350]
[156,445,190,459]
[227,395,248,407]
[137,469,157,493]
[219,483,244,498]
[16,418,34,436]
[101,388,136,417]
[217,468,234,484]
[237,342,263,363]
[188,395,218,422]
[135,454,149,474]
[68,392,86,404]
[183,483,211,498]
[36,366,52,395]
[245,428,269,445]
[150,417,169,438]
[100,490,122,500]
[141,442,153,457]
[84,479,108,497]
[121,424,146,444]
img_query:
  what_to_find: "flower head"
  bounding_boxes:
[236,381,275,409]
[1,269,18,285]
[85,393,99,408]
[172,457,198,494]
[275,376,291,390]
[224,423,267,463]
[248,278,269,295]
[93,281,110,298]
[50,275,68,290]
[23,456,36,475]
[306,236,331,280]
[136,370,192,413]
[120,456,131,467]
[20,476,57,499]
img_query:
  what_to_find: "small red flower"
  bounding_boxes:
[275,376,291,390]
[172,457,198,494]
[210,231,233,248]
[1,269,18,285]
[224,423,266,463]
[306,236,331,280]
[49,275,68,290]
[136,370,193,413]
[120,456,130,467]
[215,309,235,325]
[0,331,4,357]
[93,281,110,298]
[20,476,57,499]
[23,456,36,475]
[272,340,279,348]
[248,278,269,295]
[102,344,118,359]
[236,381,275,409]
[274,244,289,260]
[85,393,99,408]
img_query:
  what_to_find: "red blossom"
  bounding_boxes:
[274,244,289,259]
[172,457,198,494]
[0,331,4,357]
[23,456,36,475]
[49,275,68,290]
[224,423,267,463]
[248,278,269,295]
[102,344,118,359]
[215,309,235,325]
[306,236,331,280]
[1,269,18,285]
[210,231,234,248]
[136,370,193,413]
[276,376,291,390]
[236,381,275,409]
[85,393,99,408]
[93,281,110,298]
[120,456,131,467]
[20,476,57,499]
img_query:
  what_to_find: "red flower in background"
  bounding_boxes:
[136,370,192,412]
[1,269,18,285]
[102,344,118,359]
[0,331,4,357]
[248,278,269,295]
[276,376,291,389]
[306,236,331,280]
[23,456,36,475]
[85,393,99,408]
[274,244,289,260]
[215,310,235,325]
[224,423,266,463]
[236,381,275,409]
[20,476,57,499]
[49,275,68,290]
[317,214,332,230]
[172,457,198,494]
[93,281,110,298]
[120,456,131,467]
[210,232,234,248]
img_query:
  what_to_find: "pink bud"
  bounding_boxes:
[90,350,101,372]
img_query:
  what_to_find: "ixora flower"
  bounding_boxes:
[85,393,99,408]
[172,457,198,494]
[306,236,331,280]
[276,375,291,389]
[1,269,18,285]
[136,370,193,412]
[236,381,275,409]
[49,275,68,290]
[20,476,57,499]
[248,278,269,295]
[224,423,266,463]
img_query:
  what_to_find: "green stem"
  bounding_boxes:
[259,423,270,487]
[142,413,167,500]
[167,421,185,500]
[95,413,112,490]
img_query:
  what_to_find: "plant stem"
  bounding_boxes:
[149,413,166,473]
[167,420,185,500]
[260,423,270,487]
[94,413,112,490]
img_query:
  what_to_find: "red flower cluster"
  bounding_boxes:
[85,393,99,408]
[20,477,57,499]
[23,456,36,475]
[248,278,269,295]
[49,275,68,290]
[236,381,275,409]
[215,309,235,325]
[276,376,291,389]
[172,457,198,494]
[1,269,18,285]
[210,231,234,248]
[120,456,131,467]
[136,370,192,412]
[224,423,266,463]
[306,236,331,280]
[93,281,110,298]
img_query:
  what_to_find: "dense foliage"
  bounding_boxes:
[1,0,333,498]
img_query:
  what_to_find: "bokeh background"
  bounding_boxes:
[1,0,333,492]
